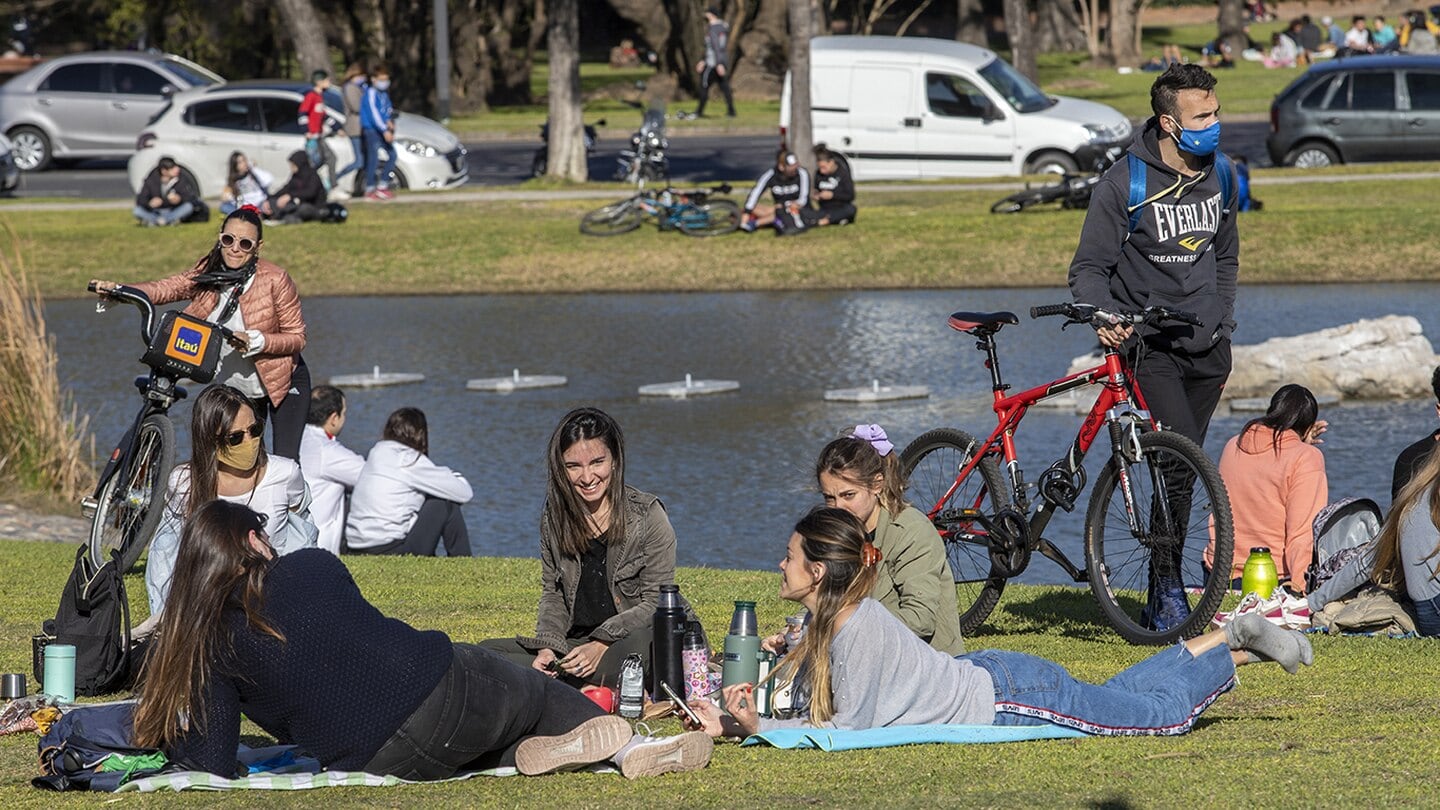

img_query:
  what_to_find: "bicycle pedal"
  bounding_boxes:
[79,496,98,520]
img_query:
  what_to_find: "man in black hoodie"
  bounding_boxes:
[1068,64,1238,631]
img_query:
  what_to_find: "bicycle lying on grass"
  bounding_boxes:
[900,302,1234,644]
[81,282,231,573]
[579,183,740,237]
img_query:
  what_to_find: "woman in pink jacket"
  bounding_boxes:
[92,207,309,459]
[1210,384,1329,593]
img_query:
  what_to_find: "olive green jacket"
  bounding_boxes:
[871,505,965,655]
[534,486,696,648]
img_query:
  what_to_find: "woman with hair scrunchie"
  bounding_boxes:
[90,206,310,460]
[764,425,964,655]
[687,507,1313,738]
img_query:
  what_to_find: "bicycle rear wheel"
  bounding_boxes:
[579,198,643,236]
[678,200,740,237]
[89,414,175,573]
[1083,430,1233,645]
[900,428,1012,635]
[990,188,1053,214]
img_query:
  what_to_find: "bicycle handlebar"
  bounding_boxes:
[1029,302,1203,328]
[89,282,237,347]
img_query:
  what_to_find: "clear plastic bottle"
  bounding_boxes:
[618,653,645,719]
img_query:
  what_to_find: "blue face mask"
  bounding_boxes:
[1170,119,1221,157]
[374,79,391,91]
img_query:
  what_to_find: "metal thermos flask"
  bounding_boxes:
[722,601,760,689]
[652,584,688,701]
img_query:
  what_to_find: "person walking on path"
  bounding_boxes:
[692,7,736,118]
[360,65,398,201]
[334,63,368,190]
[1068,63,1239,631]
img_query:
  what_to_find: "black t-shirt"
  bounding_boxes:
[1392,429,1440,501]
[569,539,617,637]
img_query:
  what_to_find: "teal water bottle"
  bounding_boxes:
[1241,547,1280,599]
[721,601,760,689]
[43,643,75,702]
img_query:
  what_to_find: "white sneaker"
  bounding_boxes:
[616,731,713,779]
[328,187,352,202]
[514,715,631,776]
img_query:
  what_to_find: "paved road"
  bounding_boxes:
[7,122,1277,201]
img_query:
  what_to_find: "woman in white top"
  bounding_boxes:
[219,151,274,216]
[686,508,1313,739]
[145,384,316,617]
[346,407,473,556]
[298,385,365,555]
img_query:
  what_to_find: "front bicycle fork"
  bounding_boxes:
[1105,406,1168,538]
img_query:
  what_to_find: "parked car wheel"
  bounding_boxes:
[1285,142,1338,169]
[9,125,51,171]
[1023,150,1078,176]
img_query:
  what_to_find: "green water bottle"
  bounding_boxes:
[1241,547,1279,599]
[721,601,760,689]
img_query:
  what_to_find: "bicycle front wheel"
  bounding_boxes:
[579,199,643,236]
[901,428,1012,636]
[990,188,1051,214]
[1084,430,1233,645]
[89,413,175,573]
[678,200,740,237]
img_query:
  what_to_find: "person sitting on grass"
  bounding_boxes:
[480,407,700,688]
[1392,366,1440,500]
[219,151,273,217]
[345,407,472,557]
[268,151,329,224]
[741,149,809,235]
[800,145,856,228]
[1308,444,1440,637]
[133,156,198,227]
[687,507,1313,737]
[298,384,364,556]
[134,499,714,780]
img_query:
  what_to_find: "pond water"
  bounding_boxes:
[48,284,1440,585]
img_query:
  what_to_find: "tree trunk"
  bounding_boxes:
[1035,0,1086,52]
[955,0,986,46]
[787,0,815,171]
[733,0,789,97]
[1078,0,1103,64]
[1217,0,1248,58]
[1107,0,1149,67]
[1002,0,1037,82]
[274,0,332,78]
[547,0,586,181]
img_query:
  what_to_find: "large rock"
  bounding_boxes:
[1225,316,1438,400]
[1053,316,1438,407]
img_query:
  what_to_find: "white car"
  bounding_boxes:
[126,81,467,198]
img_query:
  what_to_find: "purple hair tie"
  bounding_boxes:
[850,424,893,457]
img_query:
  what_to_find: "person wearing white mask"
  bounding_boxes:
[299,385,365,555]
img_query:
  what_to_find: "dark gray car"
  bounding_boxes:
[0,51,223,171]
[1267,54,1440,168]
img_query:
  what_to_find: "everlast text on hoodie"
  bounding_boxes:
[1068,117,1239,356]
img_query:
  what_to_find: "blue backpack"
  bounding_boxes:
[1126,151,1234,232]
[33,702,169,791]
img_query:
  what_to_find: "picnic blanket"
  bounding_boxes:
[742,724,1088,752]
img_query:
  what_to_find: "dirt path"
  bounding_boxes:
[0,502,88,544]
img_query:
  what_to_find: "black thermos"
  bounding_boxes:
[652,584,687,700]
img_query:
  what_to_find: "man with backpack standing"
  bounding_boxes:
[361,65,398,201]
[692,7,736,118]
[1068,63,1239,632]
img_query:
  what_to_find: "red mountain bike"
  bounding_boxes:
[900,302,1233,644]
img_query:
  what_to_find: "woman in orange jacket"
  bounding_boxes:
[91,206,309,459]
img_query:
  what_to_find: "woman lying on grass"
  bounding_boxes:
[689,507,1314,738]
[135,500,712,780]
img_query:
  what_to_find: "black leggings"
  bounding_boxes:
[348,497,471,557]
[363,644,605,778]
[253,355,311,461]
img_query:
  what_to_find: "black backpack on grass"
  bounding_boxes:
[36,546,136,697]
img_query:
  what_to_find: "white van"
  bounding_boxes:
[781,37,1133,180]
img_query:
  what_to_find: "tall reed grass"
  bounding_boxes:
[0,225,92,502]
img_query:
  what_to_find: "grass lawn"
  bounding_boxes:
[8,169,1440,301]
[0,539,1435,806]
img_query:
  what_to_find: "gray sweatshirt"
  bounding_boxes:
[1308,489,1440,610]
[758,598,995,731]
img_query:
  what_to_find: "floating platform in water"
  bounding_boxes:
[330,366,425,388]
[639,373,740,398]
[467,369,568,393]
[825,380,930,403]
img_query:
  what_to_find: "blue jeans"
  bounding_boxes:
[965,643,1236,736]
[363,129,397,192]
[133,202,194,225]
[335,135,364,183]
[1415,595,1440,637]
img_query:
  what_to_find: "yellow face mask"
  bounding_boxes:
[217,433,261,471]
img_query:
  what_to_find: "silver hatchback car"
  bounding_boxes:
[0,51,224,171]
